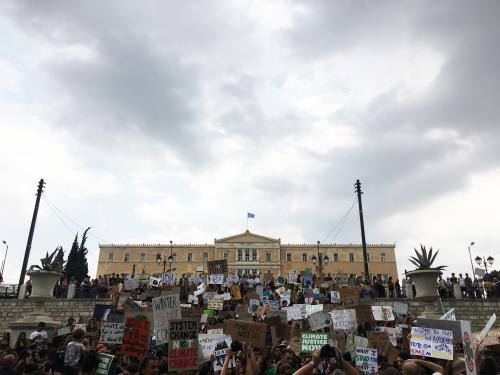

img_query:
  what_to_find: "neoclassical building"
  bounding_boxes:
[96,230,398,281]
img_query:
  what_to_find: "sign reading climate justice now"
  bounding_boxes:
[300,332,328,353]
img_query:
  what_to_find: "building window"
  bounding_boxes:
[187,253,193,262]
[381,252,386,262]
[349,253,354,262]
[253,269,258,275]
[140,253,146,262]
[252,249,257,261]
[286,253,292,262]
[155,253,162,263]
[333,253,339,262]
[245,248,250,261]
[203,252,208,262]
[124,253,130,262]
[107,253,114,263]
[238,249,243,261]
[172,253,177,262]
[224,252,228,260]
[302,253,307,262]
[266,252,272,262]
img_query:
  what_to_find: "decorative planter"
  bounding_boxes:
[26,270,62,298]
[405,269,441,301]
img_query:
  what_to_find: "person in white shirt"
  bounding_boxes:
[30,322,48,344]
[458,273,466,297]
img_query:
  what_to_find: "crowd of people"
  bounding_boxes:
[0,269,498,375]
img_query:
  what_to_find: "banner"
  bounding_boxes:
[208,260,228,274]
[410,327,453,360]
[330,309,357,330]
[209,274,224,285]
[300,332,328,353]
[440,308,456,321]
[330,291,340,303]
[371,306,395,321]
[224,320,268,349]
[308,311,332,331]
[100,323,124,345]
[96,353,114,375]
[121,317,151,358]
[354,347,378,374]
[168,319,199,371]
[152,294,181,344]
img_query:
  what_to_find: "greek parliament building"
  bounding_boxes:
[96,230,398,280]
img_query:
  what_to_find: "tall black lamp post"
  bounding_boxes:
[311,240,329,282]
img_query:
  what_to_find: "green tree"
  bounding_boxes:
[64,234,80,282]
[53,246,65,271]
[78,227,91,280]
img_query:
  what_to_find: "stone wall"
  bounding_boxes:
[368,298,499,331]
[0,298,113,333]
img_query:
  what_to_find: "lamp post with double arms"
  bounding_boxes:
[311,240,329,283]
[474,255,495,275]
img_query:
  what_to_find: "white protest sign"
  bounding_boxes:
[354,347,378,374]
[152,294,181,344]
[478,313,496,343]
[75,324,86,332]
[410,326,453,360]
[371,306,395,321]
[354,335,369,348]
[57,326,71,336]
[280,291,291,305]
[393,301,408,315]
[248,299,260,314]
[461,320,477,375]
[188,295,198,303]
[207,329,224,335]
[309,311,333,331]
[330,291,341,303]
[208,299,224,311]
[213,292,231,301]
[330,309,357,330]
[100,323,124,344]
[149,276,162,288]
[376,327,398,346]
[161,272,176,285]
[211,335,235,372]
[198,333,223,361]
[440,308,456,321]
[209,274,224,285]
[288,270,298,284]
[123,278,139,291]
[285,305,303,321]
[305,304,323,317]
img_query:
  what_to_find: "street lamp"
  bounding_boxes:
[475,255,495,274]
[467,242,475,280]
[1,241,8,276]
[313,241,329,281]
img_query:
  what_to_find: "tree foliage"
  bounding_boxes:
[64,227,91,283]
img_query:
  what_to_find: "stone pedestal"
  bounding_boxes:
[27,270,62,298]
[417,301,442,319]
[18,285,27,299]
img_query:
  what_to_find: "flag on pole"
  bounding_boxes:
[247,212,255,218]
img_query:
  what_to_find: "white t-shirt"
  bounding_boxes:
[30,330,48,342]
[458,278,465,287]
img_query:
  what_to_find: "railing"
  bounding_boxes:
[0,284,18,298]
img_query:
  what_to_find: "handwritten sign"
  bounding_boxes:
[330,291,340,303]
[152,294,181,344]
[371,306,395,321]
[121,317,151,358]
[168,319,199,371]
[224,320,268,349]
[288,270,298,284]
[284,305,303,321]
[123,278,139,291]
[57,326,72,336]
[367,331,389,352]
[208,260,228,274]
[209,274,224,285]
[305,304,323,317]
[211,335,235,372]
[208,299,224,311]
[410,327,453,360]
[100,323,124,344]
[308,311,332,331]
[393,301,408,315]
[355,347,378,374]
[96,353,114,375]
[300,332,328,353]
[330,309,357,330]
[198,333,223,362]
[440,308,456,321]
[161,272,176,286]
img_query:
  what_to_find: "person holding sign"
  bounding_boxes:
[292,346,359,375]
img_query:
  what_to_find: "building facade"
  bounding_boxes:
[97,230,398,280]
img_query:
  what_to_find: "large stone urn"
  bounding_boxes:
[27,270,62,298]
[406,269,442,318]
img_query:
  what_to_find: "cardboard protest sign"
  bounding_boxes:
[168,319,199,371]
[410,326,453,360]
[340,287,360,305]
[330,291,340,303]
[208,260,228,274]
[393,301,408,315]
[121,317,151,358]
[267,309,288,324]
[353,305,372,323]
[309,311,333,331]
[460,320,477,375]
[300,332,328,353]
[100,323,124,344]
[330,309,357,330]
[152,294,181,344]
[198,333,223,362]
[211,335,236,372]
[371,306,395,321]
[169,319,199,341]
[224,320,268,349]
[208,299,224,311]
[96,353,114,375]
[354,347,378,374]
[440,308,456,321]
[354,335,369,348]
[367,331,389,352]
[209,274,224,285]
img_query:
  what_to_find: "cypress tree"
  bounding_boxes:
[64,233,81,282]
[78,227,91,280]
[53,246,65,272]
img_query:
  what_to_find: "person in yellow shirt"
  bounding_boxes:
[230,283,241,302]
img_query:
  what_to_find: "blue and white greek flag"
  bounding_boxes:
[247,212,255,218]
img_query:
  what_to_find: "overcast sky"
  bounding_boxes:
[1,1,499,283]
